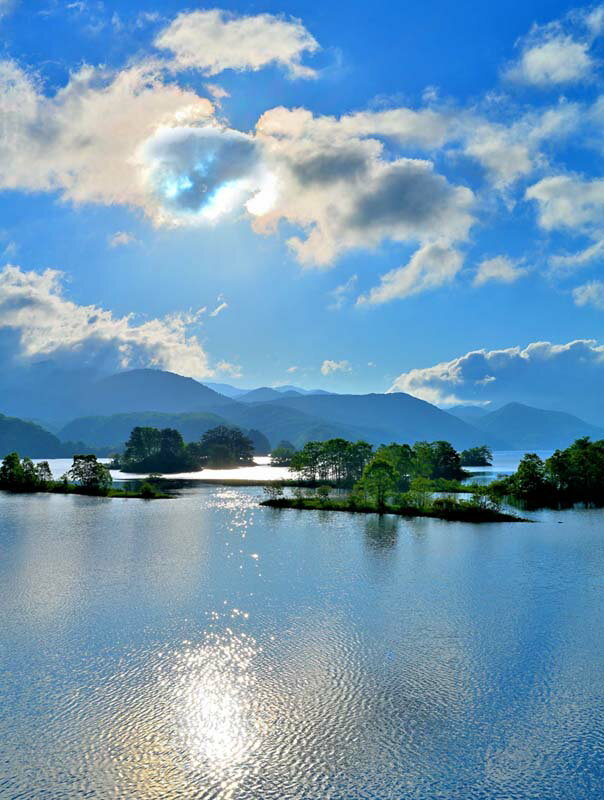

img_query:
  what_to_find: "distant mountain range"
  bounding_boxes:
[449,402,604,450]
[1,367,603,458]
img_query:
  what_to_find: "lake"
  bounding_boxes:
[1,485,603,799]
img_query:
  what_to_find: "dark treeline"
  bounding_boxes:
[116,424,255,472]
[491,437,604,508]
[289,438,469,487]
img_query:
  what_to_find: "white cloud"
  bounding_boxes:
[155,10,319,79]
[572,280,604,309]
[550,239,604,270]
[215,360,242,378]
[286,365,299,373]
[329,274,357,310]
[0,60,214,212]
[473,256,527,287]
[321,359,351,376]
[526,174,604,232]
[108,231,137,248]
[209,301,228,317]
[504,6,604,87]
[140,123,270,225]
[506,36,593,86]
[388,339,604,422]
[357,242,463,305]
[0,265,214,378]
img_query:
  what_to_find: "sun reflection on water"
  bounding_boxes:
[174,631,263,768]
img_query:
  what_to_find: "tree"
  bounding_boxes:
[460,446,493,467]
[358,457,399,508]
[406,476,432,509]
[123,427,161,465]
[68,455,113,494]
[430,441,464,479]
[0,452,24,488]
[510,453,550,506]
[263,483,284,500]
[197,425,254,467]
[316,485,331,502]
[271,441,297,466]
[35,461,53,487]
[21,457,39,489]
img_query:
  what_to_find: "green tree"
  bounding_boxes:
[123,427,161,465]
[271,440,297,466]
[35,461,53,487]
[430,441,464,479]
[460,446,493,466]
[68,455,113,494]
[358,457,399,508]
[0,452,24,488]
[198,425,254,467]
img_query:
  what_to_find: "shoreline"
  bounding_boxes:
[261,497,528,523]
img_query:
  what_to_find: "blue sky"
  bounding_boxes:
[1,0,604,411]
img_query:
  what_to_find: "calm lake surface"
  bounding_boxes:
[1,485,603,799]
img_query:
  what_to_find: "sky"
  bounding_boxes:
[1,0,604,415]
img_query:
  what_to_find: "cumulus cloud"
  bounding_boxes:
[0,265,213,378]
[526,174,604,232]
[140,124,268,224]
[357,242,463,305]
[254,107,474,267]
[0,60,214,211]
[321,359,351,375]
[155,10,319,78]
[108,231,137,248]
[473,256,527,287]
[504,6,603,87]
[572,280,604,309]
[388,339,604,423]
[506,36,593,86]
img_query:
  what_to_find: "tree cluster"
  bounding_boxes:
[118,424,255,473]
[491,437,604,508]
[289,439,374,484]
[460,445,493,466]
[0,453,53,491]
[0,452,112,495]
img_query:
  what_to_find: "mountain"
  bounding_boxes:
[470,402,604,450]
[448,405,490,424]
[0,413,75,458]
[238,387,302,403]
[204,382,250,398]
[272,385,333,396]
[240,392,508,449]
[84,369,233,415]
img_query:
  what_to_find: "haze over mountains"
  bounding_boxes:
[1,367,602,457]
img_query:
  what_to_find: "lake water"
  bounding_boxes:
[1,485,603,799]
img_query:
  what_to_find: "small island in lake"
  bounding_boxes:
[112,424,255,473]
[261,435,604,521]
[0,452,167,499]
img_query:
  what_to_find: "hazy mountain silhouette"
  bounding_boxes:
[469,402,604,450]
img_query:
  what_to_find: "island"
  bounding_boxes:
[0,452,168,499]
[260,435,604,520]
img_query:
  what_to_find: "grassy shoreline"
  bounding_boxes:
[261,497,528,523]
[0,482,171,500]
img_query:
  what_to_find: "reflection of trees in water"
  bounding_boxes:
[363,515,399,550]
